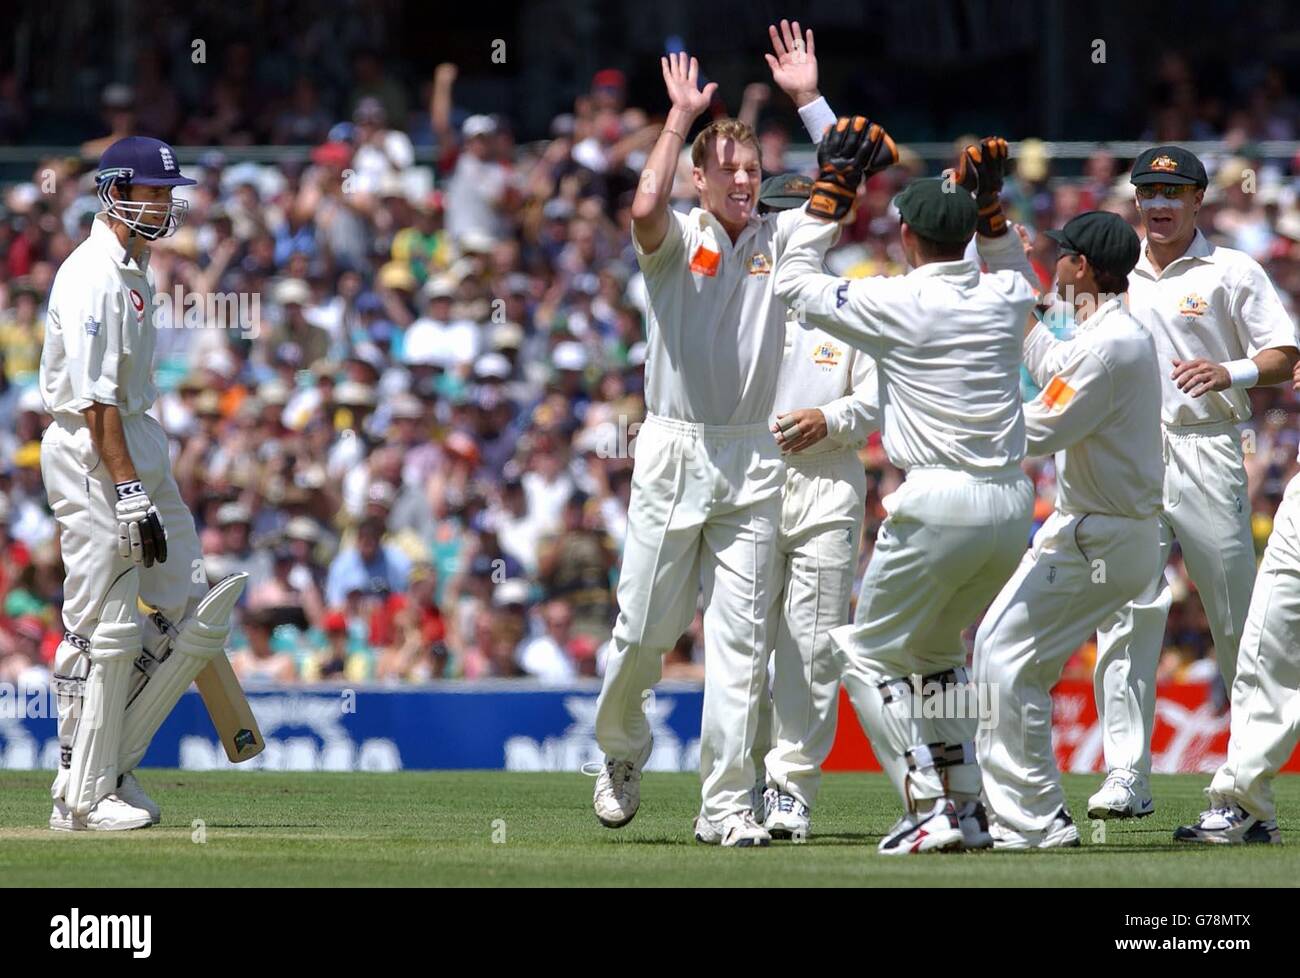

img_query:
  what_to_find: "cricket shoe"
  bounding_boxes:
[117,772,161,825]
[1174,801,1281,845]
[84,794,153,832]
[956,799,994,850]
[877,799,964,855]
[1086,769,1154,820]
[49,799,83,832]
[763,789,810,840]
[592,740,651,828]
[694,809,771,848]
[990,807,1081,850]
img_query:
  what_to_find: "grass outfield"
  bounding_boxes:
[0,770,1296,887]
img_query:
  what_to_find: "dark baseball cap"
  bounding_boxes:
[1045,211,1141,277]
[97,136,196,187]
[894,177,978,244]
[759,172,813,212]
[1130,145,1207,188]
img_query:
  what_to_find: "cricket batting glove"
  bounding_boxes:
[115,480,168,568]
[808,115,899,222]
[954,136,1009,237]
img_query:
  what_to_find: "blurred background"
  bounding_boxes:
[2,1,1300,750]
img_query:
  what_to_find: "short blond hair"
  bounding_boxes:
[690,118,760,168]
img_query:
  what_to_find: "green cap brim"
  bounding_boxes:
[1131,172,1203,186]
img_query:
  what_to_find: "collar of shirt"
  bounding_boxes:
[1074,295,1123,333]
[1134,228,1213,279]
[690,207,763,252]
[90,213,152,273]
[907,257,980,287]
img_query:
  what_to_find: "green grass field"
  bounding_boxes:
[1,770,1296,886]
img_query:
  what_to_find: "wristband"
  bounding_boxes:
[662,127,686,142]
[115,479,146,500]
[1224,358,1260,388]
[798,96,837,145]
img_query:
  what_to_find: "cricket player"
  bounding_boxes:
[591,50,896,847]
[973,211,1164,848]
[744,173,879,840]
[1089,146,1300,820]
[41,136,246,831]
[1176,390,1300,845]
[774,136,1036,855]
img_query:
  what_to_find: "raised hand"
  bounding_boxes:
[764,19,819,107]
[808,116,898,222]
[953,136,1010,236]
[661,52,717,120]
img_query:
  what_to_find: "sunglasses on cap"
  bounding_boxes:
[1134,184,1196,200]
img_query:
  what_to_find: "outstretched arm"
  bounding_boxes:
[765,19,836,143]
[629,52,716,255]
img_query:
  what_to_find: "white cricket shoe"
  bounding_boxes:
[117,772,161,825]
[763,790,810,840]
[694,809,771,848]
[83,794,153,832]
[957,799,994,850]
[1087,769,1154,820]
[593,743,650,828]
[1174,800,1281,845]
[49,799,82,832]
[990,807,1081,850]
[877,799,964,855]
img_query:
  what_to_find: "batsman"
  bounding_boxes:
[40,136,248,831]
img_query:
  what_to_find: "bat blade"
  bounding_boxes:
[195,654,265,763]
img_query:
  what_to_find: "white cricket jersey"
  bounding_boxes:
[771,323,878,458]
[634,207,805,426]
[774,213,1034,473]
[40,215,157,418]
[1022,298,1164,519]
[1129,230,1297,427]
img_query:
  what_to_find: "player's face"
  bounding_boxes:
[694,137,761,234]
[1134,184,1201,246]
[1055,252,1085,304]
[118,184,177,235]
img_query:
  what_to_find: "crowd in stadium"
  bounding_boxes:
[1,42,1299,691]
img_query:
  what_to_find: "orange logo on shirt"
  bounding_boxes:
[811,341,843,368]
[1042,376,1076,410]
[1178,293,1208,317]
[689,244,721,277]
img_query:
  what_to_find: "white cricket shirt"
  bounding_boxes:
[1129,230,1297,427]
[771,323,878,458]
[41,215,157,418]
[774,213,1034,472]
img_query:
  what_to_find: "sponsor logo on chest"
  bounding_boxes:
[811,340,844,369]
[1178,292,1208,318]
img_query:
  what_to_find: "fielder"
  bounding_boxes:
[1176,449,1300,845]
[40,136,246,831]
[774,135,1036,855]
[746,173,879,840]
[973,211,1164,849]
[1089,146,1300,820]
[591,47,896,847]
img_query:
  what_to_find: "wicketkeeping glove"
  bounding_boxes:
[954,136,1009,237]
[115,479,168,568]
[808,116,899,222]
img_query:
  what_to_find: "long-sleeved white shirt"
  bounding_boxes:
[771,323,878,459]
[773,213,1034,472]
[1129,230,1297,427]
[1022,298,1164,519]
[41,215,158,418]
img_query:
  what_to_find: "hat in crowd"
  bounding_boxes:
[462,114,498,139]
[259,378,290,407]
[216,503,251,527]
[378,260,417,292]
[475,352,512,381]
[283,517,322,543]
[759,172,813,212]
[1045,211,1141,278]
[491,322,524,351]
[552,341,589,372]
[421,276,456,300]
[323,611,349,634]
[194,390,222,416]
[273,278,311,307]
[894,177,978,244]
[388,393,424,420]
[492,578,532,608]
[13,442,40,469]
[366,481,397,510]
[348,342,387,376]
[459,230,497,255]
[1130,145,1208,188]
[334,381,377,408]
[1016,138,1049,183]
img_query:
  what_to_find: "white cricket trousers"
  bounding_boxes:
[595,414,784,820]
[833,466,1035,809]
[1208,476,1300,822]
[755,450,866,809]
[1095,424,1255,776]
[975,510,1162,832]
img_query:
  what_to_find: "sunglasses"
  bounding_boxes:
[1135,184,1196,200]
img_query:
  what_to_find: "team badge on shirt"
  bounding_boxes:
[1178,293,1208,317]
[689,243,721,277]
[748,252,772,276]
[84,316,100,337]
[812,340,843,369]
[1041,375,1076,410]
